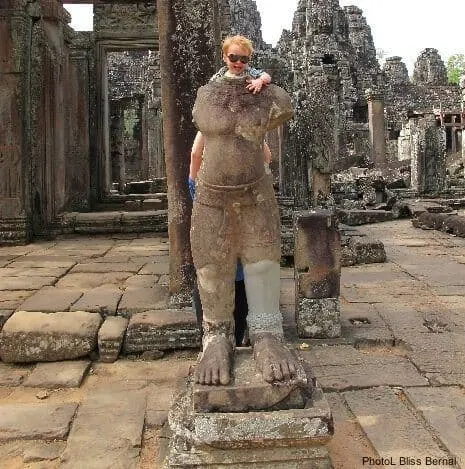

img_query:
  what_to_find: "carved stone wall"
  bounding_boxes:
[227,0,265,49]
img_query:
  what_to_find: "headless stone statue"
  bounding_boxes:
[191,76,299,385]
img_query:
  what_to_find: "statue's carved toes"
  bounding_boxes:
[253,333,299,383]
[195,336,234,386]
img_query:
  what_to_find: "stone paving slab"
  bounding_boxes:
[117,286,169,316]
[124,274,160,288]
[0,403,78,441]
[18,287,83,312]
[344,387,449,466]
[0,277,56,291]
[70,262,143,274]
[55,272,132,289]
[0,267,70,279]
[0,311,102,363]
[340,302,394,346]
[301,346,427,391]
[138,262,170,275]
[23,441,65,463]
[405,386,465,463]
[0,363,31,386]
[70,285,122,315]
[6,257,76,269]
[59,390,146,469]
[23,361,91,388]
[0,291,34,310]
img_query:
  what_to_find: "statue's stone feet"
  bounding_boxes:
[195,335,234,386]
[253,333,299,383]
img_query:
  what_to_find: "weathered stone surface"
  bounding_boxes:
[193,349,311,413]
[0,309,13,329]
[0,266,69,278]
[170,383,332,450]
[405,386,465,463]
[0,403,78,441]
[138,262,170,275]
[121,210,168,233]
[344,387,449,461]
[123,310,200,352]
[70,262,142,273]
[145,410,168,429]
[337,209,394,226]
[0,311,102,363]
[0,363,30,386]
[125,274,159,288]
[348,236,386,264]
[0,277,56,291]
[70,285,122,316]
[22,441,65,463]
[98,316,128,362]
[60,390,146,469]
[296,297,341,338]
[0,291,33,309]
[117,286,169,317]
[18,287,83,312]
[23,361,91,388]
[74,212,122,234]
[302,346,427,391]
[55,272,132,289]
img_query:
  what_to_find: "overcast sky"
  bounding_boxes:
[65,1,464,73]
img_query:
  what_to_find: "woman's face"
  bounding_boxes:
[223,44,250,75]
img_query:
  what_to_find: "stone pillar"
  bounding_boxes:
[294,210,341,338]
[365,88,387,168]
[410,113,446,194]
[0,0,33,244]
[460,75,465,175]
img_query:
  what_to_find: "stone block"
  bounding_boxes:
[0,276,56,291]
[165,376,333,468]
[70,285,122,316]
[0,311,102,363]
[117,286,169,317]
[75,212,122,234]
[193,349,312,413]
[348,236,386,264]
[296,271,340,299]
[18,287,83,312]
[60,390,146,469]
[0,310,13,329]
[139,262,170,275]
[120,210,168,233]
[123,310,201,353]
[98,316,128,362]
[296,297,341,338]
[23,441,65,463]
[23,360,91,388]
[0,403,78,441]
[0,363,30,386]
[337,209,394,225]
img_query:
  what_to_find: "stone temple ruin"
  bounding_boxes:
[1,0,465,467]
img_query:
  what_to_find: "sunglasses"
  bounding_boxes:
[227,53,250,64]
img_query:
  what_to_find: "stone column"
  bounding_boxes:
[460,75,465,176]
[365,88,387,168]
[410,113,446,194]
[0,0,33,244]
[294,210,341,338]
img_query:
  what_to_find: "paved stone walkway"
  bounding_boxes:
[0,220,465,468]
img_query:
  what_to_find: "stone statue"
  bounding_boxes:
[190,76,299,385]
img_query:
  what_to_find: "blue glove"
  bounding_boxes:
[188,177,196,201]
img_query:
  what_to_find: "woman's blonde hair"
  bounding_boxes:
[222,35,254,56]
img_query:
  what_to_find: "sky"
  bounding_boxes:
[64,1,464,74]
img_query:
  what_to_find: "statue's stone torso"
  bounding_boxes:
[193,78,293,186]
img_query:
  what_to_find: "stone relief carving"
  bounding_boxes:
[94,3,156,33]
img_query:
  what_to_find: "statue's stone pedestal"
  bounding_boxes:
[161,349,334,468]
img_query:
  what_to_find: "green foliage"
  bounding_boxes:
[446,54,465,85]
